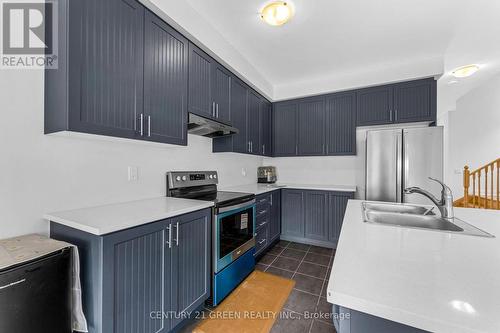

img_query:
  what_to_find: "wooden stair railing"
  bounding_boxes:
[457,158,500,209]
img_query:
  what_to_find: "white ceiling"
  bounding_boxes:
[147,0,500,108]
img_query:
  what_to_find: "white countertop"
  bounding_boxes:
[44,197,214,235]
[327,200,500,333]
[222,183,357,195]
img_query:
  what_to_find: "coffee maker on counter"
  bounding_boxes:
[257,166,277,183]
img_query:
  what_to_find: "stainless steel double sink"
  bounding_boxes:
[362,202,494,237]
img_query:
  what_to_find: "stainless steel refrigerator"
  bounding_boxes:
[366,127,443,204]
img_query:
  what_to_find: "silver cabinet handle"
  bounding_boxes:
[263,144,265,155]
[166,224,172,248]
[0,278,26,290]
[250,141,253,153]
[296,145,298,155]
[389,109,393,122]
[216,104,219,118]
[259,221,267,227]
[212,102,216,117]
[174,221,179,246]
[270,195,273,206]
[259,210,267,215]
[258,239,266,245]
[147,115,151,137]
[139,114,144,136]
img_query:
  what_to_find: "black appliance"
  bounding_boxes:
[166,171,256,306]
[0,248,72,333]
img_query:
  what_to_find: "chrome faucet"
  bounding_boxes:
[404,178,454,219]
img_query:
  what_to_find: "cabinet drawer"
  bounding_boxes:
[255,225,269,255]
[256,205,270,218]
[256,212,269,230]
[256,194,271,207]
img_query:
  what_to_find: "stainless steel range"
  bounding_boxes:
[166,171,256,306]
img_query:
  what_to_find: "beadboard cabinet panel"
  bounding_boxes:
[144,10,188,145]
[273,102,298,156]
[325,92,357,155]
[297,98,326,156]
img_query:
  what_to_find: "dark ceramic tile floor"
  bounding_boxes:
[262,241,337,333]
[179,241,336,333]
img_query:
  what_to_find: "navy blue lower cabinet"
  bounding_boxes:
[269,190,281,241]
[332,305,428,333]
[281,189,354,248]
[281,189,305,238]
[170,210,210,329]
[49,208,212,333]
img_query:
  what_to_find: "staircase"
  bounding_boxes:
[454,158,500,209]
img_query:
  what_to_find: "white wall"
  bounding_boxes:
[263,130,366,199]
[446,74,500,197]
[0,70,262,239]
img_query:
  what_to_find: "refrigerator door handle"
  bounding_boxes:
[396,131,403,203]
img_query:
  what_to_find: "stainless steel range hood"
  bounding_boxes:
[187,113,239,138]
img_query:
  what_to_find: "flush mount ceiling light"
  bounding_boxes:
[451,64,480,78]
[260,1,294,26]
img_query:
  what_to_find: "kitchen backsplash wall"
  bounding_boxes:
[0,70,263,239]
[263,129,367,199]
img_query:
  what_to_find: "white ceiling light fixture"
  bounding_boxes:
[451,64,480,78]
[260,1,294,26]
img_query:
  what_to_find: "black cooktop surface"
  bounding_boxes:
[197,191,255,206]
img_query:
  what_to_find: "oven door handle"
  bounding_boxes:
[217,199,256,214]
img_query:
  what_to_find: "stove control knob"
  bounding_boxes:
[175,176,181,182]
[209,175,213,179]
[213,174,217,179]
[181,176,187,181]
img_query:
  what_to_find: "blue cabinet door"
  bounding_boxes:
[304,191,328,241]
[273,102,298,156]
[103,220,171,333]
[394,78,436,123]
[170,209,211,329]
[260,100,272,156]
[213,64,231,124]
[144,10,188,145]
[328,192,354,245]
[356,85,393,126]
[325,92,357,155]
[297,97,326,156]
[67,0,145,139]
[269,190,281,241]
[247,90,261,155]
[188,43,214,119]
[281,189,305,238]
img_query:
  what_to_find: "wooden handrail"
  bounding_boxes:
[462,158,500,209]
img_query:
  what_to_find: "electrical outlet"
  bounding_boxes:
[241,168,247,177]
[128,166,138,181]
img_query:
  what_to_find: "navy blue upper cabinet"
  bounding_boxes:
[45,0,145,139]
[188,43,231,123]
[356,78,436,126]
[144,10,188,145]
[247,90,261,155]
[259,100,272,156]
[297,97,326,156]
[213,64,232,124]
[45,0,191,146]
[393,78,436,123]
[325,92,357,155]
[273,102,298,156]
[356,85,394,126]
[188,43,214,119]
